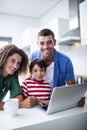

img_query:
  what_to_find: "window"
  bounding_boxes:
[0,37,12,48]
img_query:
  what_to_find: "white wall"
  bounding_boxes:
[0,13,39,48]
[59,45,87,75]
[22,27,39,53]
[0,0,69,51]
[0,0,69,49]
[39,0,69,27]
[39,0,69,40]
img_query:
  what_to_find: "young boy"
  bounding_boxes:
[21,59,51,107]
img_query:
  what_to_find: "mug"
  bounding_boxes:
[4,98,19,117]
[77,76,83,84]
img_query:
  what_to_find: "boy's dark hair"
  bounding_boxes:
[29,59,46,72]
[37,28,55,40]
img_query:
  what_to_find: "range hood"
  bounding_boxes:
[58,0,84,45]
[58,28,80,45]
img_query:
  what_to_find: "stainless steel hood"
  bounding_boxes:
[58,28,80,45]
[58,0,84,45]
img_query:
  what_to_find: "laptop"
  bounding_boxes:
[38,83,87,115]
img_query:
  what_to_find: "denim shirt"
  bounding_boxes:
[29,49,75,88]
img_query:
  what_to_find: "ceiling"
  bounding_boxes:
[0,0,62,18]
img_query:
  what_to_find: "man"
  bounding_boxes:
[29,28,85,107]
[30,28,76,87]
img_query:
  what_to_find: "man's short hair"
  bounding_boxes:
[37,28,55,39]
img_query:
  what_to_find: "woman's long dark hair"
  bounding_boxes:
[0,44,29,76]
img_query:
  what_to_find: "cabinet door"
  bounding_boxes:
[80,0,87,45]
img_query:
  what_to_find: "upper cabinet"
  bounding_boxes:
[80,0,87,45]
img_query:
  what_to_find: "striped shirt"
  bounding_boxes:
[21,77,51,100]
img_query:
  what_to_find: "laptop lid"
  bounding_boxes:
[46,83,87,114]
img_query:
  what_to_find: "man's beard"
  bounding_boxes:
[41,48,54,61]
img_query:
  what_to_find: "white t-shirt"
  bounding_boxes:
[43,62,54,87]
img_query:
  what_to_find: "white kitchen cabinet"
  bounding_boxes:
[80,0,87,45]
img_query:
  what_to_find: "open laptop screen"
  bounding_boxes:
[38,83,87,114]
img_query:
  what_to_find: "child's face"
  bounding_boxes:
[31,64,46,81]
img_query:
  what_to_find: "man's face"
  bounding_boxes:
[37,35,56,60]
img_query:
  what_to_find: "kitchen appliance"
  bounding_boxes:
[58,0,84,45]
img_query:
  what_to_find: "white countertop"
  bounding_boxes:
[0,101,87,130]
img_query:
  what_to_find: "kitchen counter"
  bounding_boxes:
[0,102,87,130]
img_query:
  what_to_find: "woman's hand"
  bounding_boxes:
[77,97,85,107]
[19,96,37,108]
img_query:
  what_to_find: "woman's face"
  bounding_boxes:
[3,53,22,77]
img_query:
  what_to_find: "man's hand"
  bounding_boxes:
[77,97,85,107]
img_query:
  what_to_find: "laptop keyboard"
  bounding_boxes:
[39,104,48,110]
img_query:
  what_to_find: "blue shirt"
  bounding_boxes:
[29,49,75,88]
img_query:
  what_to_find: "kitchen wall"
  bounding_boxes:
[0,13,39,48]
[0,0,69,51]
[39,0,69,40]
[39,0,69,27]
[0,0,87,76]
[59,45,87,75]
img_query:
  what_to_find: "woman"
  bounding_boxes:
[0,44,36,110]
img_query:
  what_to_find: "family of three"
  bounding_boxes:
[0,28,85,110]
